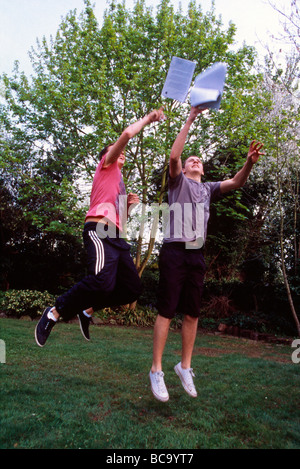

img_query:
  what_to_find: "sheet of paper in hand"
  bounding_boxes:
[161,56,196,103]
[190,62,227,110]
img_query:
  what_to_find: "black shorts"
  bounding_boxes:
[157,242,206,319]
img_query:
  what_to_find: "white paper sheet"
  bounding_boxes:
[190,62,227,110]
[161,57,196,103]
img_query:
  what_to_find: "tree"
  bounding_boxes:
[0,0,268,291]
[252,0,300,335]
[263,74,300,334]
[265,0,299,97]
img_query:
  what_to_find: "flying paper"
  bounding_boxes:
[161,57,196,103]
[190,62,227,110]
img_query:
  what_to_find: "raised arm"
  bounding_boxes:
[169,107,205,178]
[220,140,264,194]
[104,108,165,167]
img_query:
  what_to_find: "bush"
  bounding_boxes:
[225,312,269,332]
[94,305,158,328]
[199,317,218,331]
[1,289,56,319]
[94,304,182,329]
[201,294,235,317]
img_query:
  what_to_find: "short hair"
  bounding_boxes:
[99,143,114,160]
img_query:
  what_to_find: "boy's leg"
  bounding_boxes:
[149,244,186,402]
[154,243,186,366]
[181,314,199,369]
[173,314,199,398]
[95,246,142,309]
[151,314,172,372]
[174,250,205,397]
[55,234,119,320]
[35,231,119,347]
[149,314,171,402]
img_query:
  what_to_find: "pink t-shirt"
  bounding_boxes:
[85,155,126,230]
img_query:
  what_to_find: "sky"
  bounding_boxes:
[0,0,288,76]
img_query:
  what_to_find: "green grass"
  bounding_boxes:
[1,318,299,449]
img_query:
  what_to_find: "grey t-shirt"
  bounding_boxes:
[163,172,222,245]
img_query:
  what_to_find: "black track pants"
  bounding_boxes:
[55,222,142,320]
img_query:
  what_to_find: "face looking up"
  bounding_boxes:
[182,156,204,179]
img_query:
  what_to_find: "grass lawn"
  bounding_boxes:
[1,318,299,449]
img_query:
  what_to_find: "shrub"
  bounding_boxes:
[225,312,270,333]
[94,305,158,328]
[198,317,218,331]
[201,294,235,317]
[1,289,56,319]
[94,304,182,329]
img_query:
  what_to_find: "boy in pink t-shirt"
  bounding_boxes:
[85,150,126,230]
[35,108,165,347]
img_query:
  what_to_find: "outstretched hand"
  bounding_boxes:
[127,193,139,207]
[189,106,208,121]
[127,193,140,217]
[148,107,165,123]
[247,140,265,164]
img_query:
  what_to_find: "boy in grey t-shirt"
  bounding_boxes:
[163,172,222,246]
[149,106,264,402]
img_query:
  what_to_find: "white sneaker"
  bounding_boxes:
[174,362,197,397]
[149,370,169,402]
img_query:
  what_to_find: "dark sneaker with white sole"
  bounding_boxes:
[35,307,56,347]
[77,311,92,341]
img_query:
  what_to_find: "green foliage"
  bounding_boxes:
[0,0,263,234]
[0,0,299,334]
[1,289,56,318]
[94,305,158,328]
[225,312,270,333]
[0,0,267,293]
